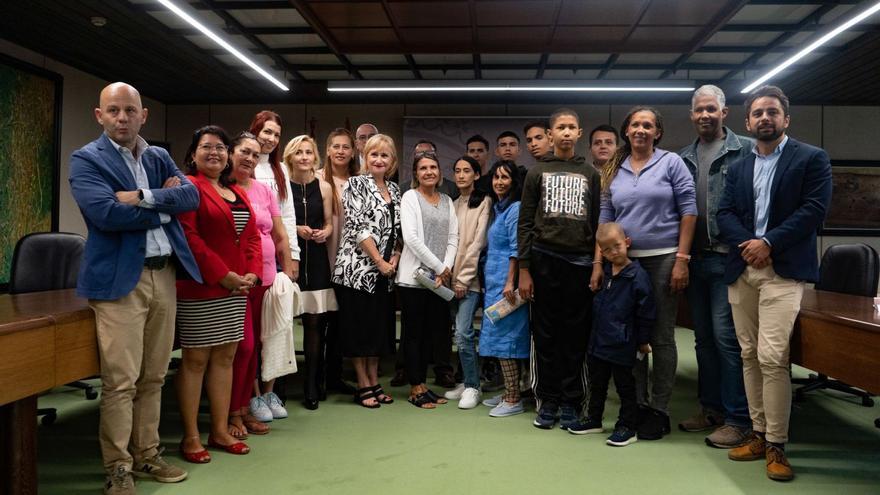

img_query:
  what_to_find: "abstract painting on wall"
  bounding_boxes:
[0,54,61,287]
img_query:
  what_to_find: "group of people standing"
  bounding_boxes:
[69,80,830,494]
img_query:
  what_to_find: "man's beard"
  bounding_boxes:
[755,125,783,142]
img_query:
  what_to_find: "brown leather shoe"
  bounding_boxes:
[728,432,765,461]
[766,445,794,481]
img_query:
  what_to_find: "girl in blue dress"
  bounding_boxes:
[480,161,529,417]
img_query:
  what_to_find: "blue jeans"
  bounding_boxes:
[687,252,750,428]
[452,290,481,389]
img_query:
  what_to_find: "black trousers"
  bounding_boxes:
[530,250,592,407]
[587,355,637,429]
[399,287,451,386]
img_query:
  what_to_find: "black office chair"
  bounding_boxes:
[8,232,98,425]
[793,243,879,407]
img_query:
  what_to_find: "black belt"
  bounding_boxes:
[144,255,170,270]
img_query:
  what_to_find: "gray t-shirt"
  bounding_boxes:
[417,192,450,273]
[694,137,725,251]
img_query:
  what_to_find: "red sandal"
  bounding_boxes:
[179,437,211,464]
[208,436,250,455]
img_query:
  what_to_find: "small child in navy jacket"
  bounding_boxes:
[568,222,655,446]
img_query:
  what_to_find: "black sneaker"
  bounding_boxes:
[567,417,604,435]
[558,404,578,430]
[533,403,559,429]
[637,406,670,441]
[606,426,638,447]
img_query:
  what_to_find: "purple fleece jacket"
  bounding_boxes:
[599,149,697,251]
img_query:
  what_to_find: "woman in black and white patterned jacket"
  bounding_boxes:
[332,134,402,408]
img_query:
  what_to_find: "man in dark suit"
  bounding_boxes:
[69,82,201,494]
[717,85,832,482]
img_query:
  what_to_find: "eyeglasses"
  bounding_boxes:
[198,144,228,153]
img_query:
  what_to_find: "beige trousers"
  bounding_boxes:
[90,264,176,472]
[728,264,803,444]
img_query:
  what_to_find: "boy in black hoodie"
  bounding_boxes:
[568,222,655,446]
[518,108,602,430]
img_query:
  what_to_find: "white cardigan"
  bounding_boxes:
[396,189,459,287]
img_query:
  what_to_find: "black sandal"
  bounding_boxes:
[354,387,380,409]
[424,389,448,404]
[407,392,435,409]
[371,385,394,404]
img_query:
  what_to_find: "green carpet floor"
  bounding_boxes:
[36,327,880,494]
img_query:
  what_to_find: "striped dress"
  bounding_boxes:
[177,193,250,348]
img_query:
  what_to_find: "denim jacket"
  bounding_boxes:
[679,127,753,252]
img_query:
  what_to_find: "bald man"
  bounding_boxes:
[69,82,201,494]
[355,122,379,170]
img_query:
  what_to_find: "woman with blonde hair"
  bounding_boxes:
[284,135,338,409]
[333,134,402,408]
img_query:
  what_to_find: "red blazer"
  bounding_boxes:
[177,173,263,299]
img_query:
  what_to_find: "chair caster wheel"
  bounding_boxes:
[41,412,57,425]
[86,388,98,400]
[861,397,874,407]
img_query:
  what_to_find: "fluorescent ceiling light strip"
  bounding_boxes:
[741,0,880,93]
[329,86,694,93]
[157,0,289,91]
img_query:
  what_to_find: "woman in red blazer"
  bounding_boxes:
[176,125,262,463]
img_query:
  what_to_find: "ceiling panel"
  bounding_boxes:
[358,70,417,79]
[347,54,408,65]
[388,1,470,27]
[481,53,542,64]
[413,53,474,64]
[228,9,309,27]
[728,5,819,23]
[541,69,602,80]
[257,33,325,48]
[482,69,537,79]
[558,1,646,26]
[310,3,390,27]
[616,53,680,64]
[640,0,731,26]
[473,1,558,26]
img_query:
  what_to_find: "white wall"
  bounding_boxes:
[0,40,166,237]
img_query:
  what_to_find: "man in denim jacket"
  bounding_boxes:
[678,85,754,448]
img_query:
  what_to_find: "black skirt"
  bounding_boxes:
[335,280,393,357]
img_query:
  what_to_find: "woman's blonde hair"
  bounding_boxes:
[362,134,398,178]
[282,134,322,176]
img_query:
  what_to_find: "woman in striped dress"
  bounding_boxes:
[176,125,263,462]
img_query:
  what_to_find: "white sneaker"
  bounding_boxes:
[482,394,503,407]
[444,383,466,400]
[249,396,273,422]
[489,400,525,417]
[263,392,288,419]
[458,388,482,409]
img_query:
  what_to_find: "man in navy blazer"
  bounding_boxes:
[69,82,201,494]
[717,85,831,482]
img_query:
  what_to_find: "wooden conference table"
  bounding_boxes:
[0,289,97,495]
[0,288,877,494]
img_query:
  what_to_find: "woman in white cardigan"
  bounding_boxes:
[397,151,459,409]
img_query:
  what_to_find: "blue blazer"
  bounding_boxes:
[716,137,832,284]
[69,133,202,300]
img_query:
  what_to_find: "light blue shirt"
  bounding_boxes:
[752,135,788,238]
[108,134,172,257]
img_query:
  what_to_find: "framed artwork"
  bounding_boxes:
[0,53,62,289]
[822,160,880,236]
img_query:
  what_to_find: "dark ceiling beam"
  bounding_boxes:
[135,1,291,11]
[468,0,481,79]
[601,0,655,79]
[379,0,421,79]
[536,53,550,79]
[196,0,304,81]
[719,3,838,83]
[169,26,313,35]
[661,0,750,79]
[289,0,362,79]
[597,54,620,79]
[537,0,564,79]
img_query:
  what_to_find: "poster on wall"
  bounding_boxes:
[401,117,589,187]
[0,54,61,288]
